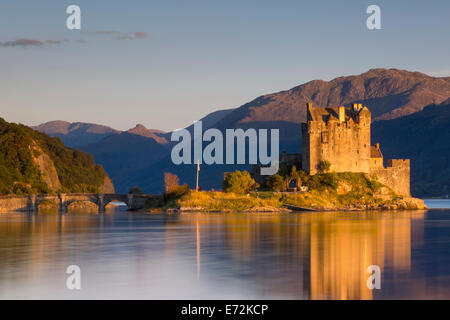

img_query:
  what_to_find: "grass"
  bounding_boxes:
[145,172,422,212]
[177,191,283,212]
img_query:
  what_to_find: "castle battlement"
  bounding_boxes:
[386,159,410,168]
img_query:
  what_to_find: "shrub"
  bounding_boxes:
[317,160,331,173]
[222,170,259,194]
[266,174,286,192]
[164,184,190,202]
[128,186,144,194]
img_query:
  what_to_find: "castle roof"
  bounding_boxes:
[370,145,383,158]
[306,103,370,123]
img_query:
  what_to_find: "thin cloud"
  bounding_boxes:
[1,38,44,47]
[115,32,149,40]
[45,40,62,44]
[134,32,148,39]
[115,35,134,40]
[0,38,72,48]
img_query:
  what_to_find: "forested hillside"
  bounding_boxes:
[0,117,112,195]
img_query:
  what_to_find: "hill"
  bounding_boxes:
[0,118,114,195]
[32,121,119,148]
[79,132,169,193]
[372,102,450,197]
[30,69,450,196]
[214,68,450,130]
[126,124,168,144]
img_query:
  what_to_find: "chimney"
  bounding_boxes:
[339,106,345,123]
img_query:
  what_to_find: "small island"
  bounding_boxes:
[144,170,426,213]
[146,103,427,213]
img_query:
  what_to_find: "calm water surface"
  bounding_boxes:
[1,200,450,299]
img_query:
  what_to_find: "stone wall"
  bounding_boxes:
[369,159,411,196]
[0,195,31,212]
[302,115,371,174]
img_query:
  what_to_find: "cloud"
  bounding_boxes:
[0,38,73,47]
[115,32,149,40]
[45,40,62,44]
[115,35,134,40]
[1,38,44,47]
[134,32,148,39]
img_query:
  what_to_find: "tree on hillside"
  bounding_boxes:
[222,170,259,194]
[164,172,180,192]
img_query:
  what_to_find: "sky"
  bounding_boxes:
[0,0,449,131]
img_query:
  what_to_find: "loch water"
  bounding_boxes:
[0,199,449,299]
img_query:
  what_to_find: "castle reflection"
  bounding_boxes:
[0,209,435,299]
[172,211,427,300]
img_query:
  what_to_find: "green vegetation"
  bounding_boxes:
[317,160,331,173]
[265,174,286,192]
[128,186,144,194]
[145,171,425,212]
[144,184,190,211]
[222,171,259,194]
[267,165,302,191]
[0,117,108,195]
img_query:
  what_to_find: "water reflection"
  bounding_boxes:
[0,208,449,299]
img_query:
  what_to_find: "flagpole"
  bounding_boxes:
[196,159,200,192]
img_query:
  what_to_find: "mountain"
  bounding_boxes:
[0,118,114,195]
[116,69,450,195]
[126,124,168,144]
[214,68,450,129]
[184,108,234,133]
[30,69,450,196]
[372,102,450,197]
[33,121,119,148]
[79,132,169,193]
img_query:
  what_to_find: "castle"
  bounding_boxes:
[302,102,410,196]
[253,102,411,196]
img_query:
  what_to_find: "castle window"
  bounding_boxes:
[321,132,328,144]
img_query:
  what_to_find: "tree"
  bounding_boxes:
[222,170,259,194]
[128,186,143,194]
[164,172,179,192]
[286,166,301,189]
[266,174,286,192]
[317,160,331,173]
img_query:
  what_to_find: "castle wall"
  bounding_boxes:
[302,116,371,174]
[369,159,411,196]
[370,157,383,169]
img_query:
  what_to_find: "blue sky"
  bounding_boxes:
[0,0,449,131]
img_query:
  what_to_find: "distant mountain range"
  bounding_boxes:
[32,68,450,196]
[32,121,120,148]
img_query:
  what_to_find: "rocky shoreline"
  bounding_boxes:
[155,196,428,214]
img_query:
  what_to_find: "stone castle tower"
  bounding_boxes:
[301,102,411,196]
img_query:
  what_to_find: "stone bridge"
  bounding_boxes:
[0,193,155,213]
